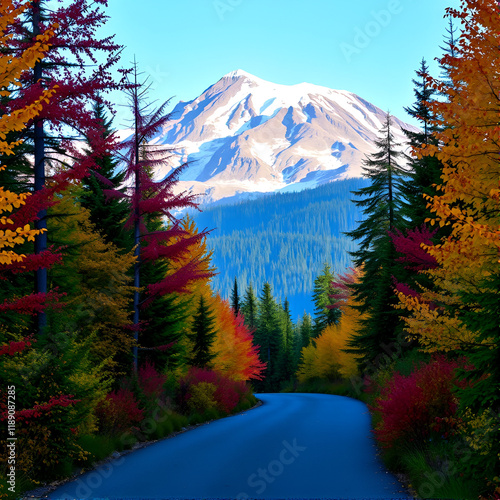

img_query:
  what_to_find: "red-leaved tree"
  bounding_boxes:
[109,63,214,371]
[6,0,124,332]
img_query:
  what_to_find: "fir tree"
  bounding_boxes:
[241,283,258,329]
[400,59,443,229]
[346,113,406,371]
[254,282,282,391]
[188,295,217,368]
[279,298,296,382]
[230,277,240,315]
[80,101,131,251]
[299,313,313,348]
[311,263,340,338]
[112,63,212,371]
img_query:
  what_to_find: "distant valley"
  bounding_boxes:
[192,178,369,319]
[144,70,416,315]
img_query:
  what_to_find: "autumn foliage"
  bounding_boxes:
[297,268,361,382]
[371,356,469,449]
[210,296,265,381]
[180,367,253,415]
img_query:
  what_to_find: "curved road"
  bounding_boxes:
[50,393,411,499]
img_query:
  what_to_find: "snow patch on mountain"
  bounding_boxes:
[143,70,417,203]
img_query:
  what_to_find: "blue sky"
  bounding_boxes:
[103,0,459,127]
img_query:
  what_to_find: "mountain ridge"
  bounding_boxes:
[145,70,416,204]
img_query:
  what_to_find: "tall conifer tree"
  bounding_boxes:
[311,263,340,338]
[346,113,406,370]
[80,101,131,251]
[241,283,258,329]
[188,295,217,368]
[254,282,282,391]
[9,0,124,333]
[230,277,240,315]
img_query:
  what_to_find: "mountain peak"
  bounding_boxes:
[223,69,258,80]
[149,70,415,204]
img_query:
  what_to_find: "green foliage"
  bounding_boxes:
[253,282,283,391]
[298,313,313,348]
[80,100,132,251]
[311,263,340,337]
[345,114,407,370]
[277,299,296,382]
[241,283,258,329]
[0,330,108,482]
[396,441,486,500]
[188,295,217,368]
[193,179,368,316]
[400,59,443,230]
[230,277,240,314]
[187,382,217,414]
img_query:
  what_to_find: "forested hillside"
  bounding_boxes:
[192,179,369,317]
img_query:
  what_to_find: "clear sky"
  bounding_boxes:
[102,0,459,128]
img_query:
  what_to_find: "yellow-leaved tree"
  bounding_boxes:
[395,6,499,490]
[297,268,361,382]
[48,186,137,375]
[0,0,56,266]
[396,0,499,353]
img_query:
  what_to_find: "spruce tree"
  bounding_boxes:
[230,277,240,315]
[346,113,406,370]
[254,282,282,391]
[241,283,258,329]
[188,296,217,368]
[400,59,443,229]
[299,313,313,348]
[279,298,296,382]
[311,263,340,338]
[80,101,131,251]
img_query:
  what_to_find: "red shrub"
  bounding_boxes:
[181,367,251,414]
[138,361,166,398]
[96,388,144,434]
[372,355,469,449]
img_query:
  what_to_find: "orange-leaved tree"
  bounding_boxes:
[396,0,500,418]
[210,294,265,381]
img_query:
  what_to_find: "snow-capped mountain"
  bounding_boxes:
[148,69,415,203]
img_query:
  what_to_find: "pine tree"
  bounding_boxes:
[188,295,217,368]
[299,313,313,348]
[279,298,296,382]
[311,263,340,338]
[230,277,240,315]
[80,101,131,251]
[400,59,443,229]
[254,282,282,391]
[112,63,212,371]
[346,113,406,370]
[241,282,258,329]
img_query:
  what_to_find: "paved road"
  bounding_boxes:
[49,393,411,499]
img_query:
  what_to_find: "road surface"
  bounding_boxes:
[49,393,411,499]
